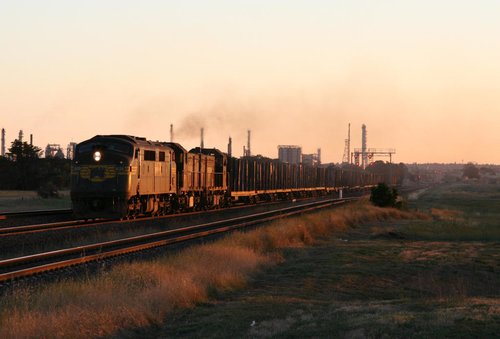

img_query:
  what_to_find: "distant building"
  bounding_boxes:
[302,148,321,166]
[278,145,301,165]
[302,154,315,166]
[45,144,65,159]
[67,142,77,160]
[55,148,65,159]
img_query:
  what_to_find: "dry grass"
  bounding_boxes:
[0,200,424,338]
[430,208,464,222]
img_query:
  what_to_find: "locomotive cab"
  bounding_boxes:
[71,136,135,218]
[71,135,178,219]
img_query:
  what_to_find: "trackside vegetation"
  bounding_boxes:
[147,182,500,338]
[0,182,498,337]
[370,182,399,208]
[0,200,423,338]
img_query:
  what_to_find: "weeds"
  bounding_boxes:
[0,200,421,338]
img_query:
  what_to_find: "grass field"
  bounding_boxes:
[0,190,71,212]
[0,182,498,338]
[138,182,500,338]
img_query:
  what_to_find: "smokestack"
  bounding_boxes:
[361,124,367,169]
[247,130,251,157]
[19,130,23,143]
[200,127,204,149]
[317,148,321,165]
[243,146,246,157]
[170,124,174,142]
[1,128,5,157]
[30,134,33,146]
[342,123,351,164]
[228,137,232,158]
[348,123,351,164]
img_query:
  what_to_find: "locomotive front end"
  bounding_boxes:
[71,136,134,218]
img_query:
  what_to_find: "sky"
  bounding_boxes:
[1,0,499,164]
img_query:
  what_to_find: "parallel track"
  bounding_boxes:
[0,219,105,236]
[0,209,73,220]
[0,198,354,283]
[0,196,335,236]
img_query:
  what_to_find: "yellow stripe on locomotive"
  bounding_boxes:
[77,165,126,182]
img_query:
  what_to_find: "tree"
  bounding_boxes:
[7,140,42,160]
[365,161,408,186]
[0,140,72,190]
[370,182,398,207]
[462,163,480,179]
[0,157,18,189]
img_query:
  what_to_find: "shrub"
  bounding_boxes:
[370,183,398,208]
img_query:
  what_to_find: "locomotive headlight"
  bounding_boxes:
[93,151,102,162]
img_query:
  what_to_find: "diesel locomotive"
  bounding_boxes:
[70,135,380,219]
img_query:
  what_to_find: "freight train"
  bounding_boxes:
[70,135,381,219]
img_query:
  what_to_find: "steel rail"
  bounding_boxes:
[0,219,109,236]
[0,209,73,220]
[0,220,91,235]
[0,200,290,236]
[0,198,355,282]
[0,196,339,236]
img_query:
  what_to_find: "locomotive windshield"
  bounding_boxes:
[76,141,134,159]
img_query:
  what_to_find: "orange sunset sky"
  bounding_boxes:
[1,1,499,164]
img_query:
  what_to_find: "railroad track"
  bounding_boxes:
[0,209,73,220]
[0,209,76,229]
[0,195,340,236]
[0,198,354,283]
[0,218,106,236]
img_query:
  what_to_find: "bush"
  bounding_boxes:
[463,163,480,179]
[370,183,398,208]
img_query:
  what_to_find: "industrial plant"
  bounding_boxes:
[342,123,396,169]
[0,128,76,160]
[1,124,395,166]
